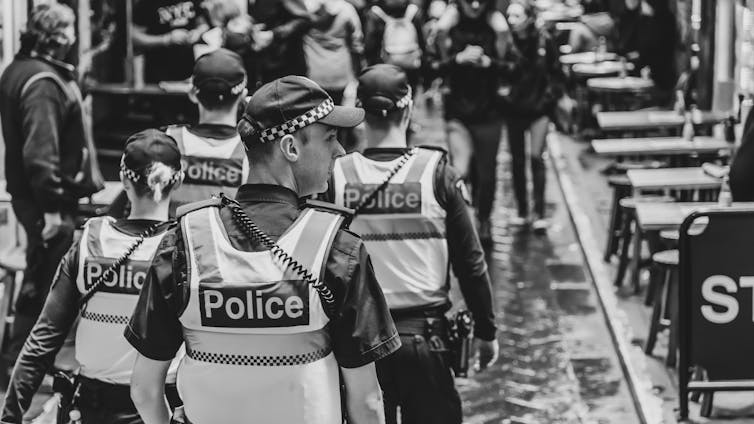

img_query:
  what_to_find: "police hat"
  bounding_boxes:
[122,129,182,179]
[357,64,412,116]
[192,48,247,101]
[238,76,365,145]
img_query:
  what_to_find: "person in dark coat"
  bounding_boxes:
[0,3,104,367]
[503,0,565,231]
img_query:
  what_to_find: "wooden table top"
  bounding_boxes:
[572,61,631,77]
[596,110,727,131]
[587,76,654,92]
[559,51,617,65]
[591,137,733,156]
[626,167,722,191]
[635,202,754,231]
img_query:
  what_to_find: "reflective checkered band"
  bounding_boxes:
[395,87,412,109]
[186,346,332,366]
[361,231,445,241]
[255,98,335,143]
[120,157,184,185]
[81,311,130,325]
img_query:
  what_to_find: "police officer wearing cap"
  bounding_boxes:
[164,48,249,216]
[126,76,400,424]
[2,130,185,424]
[329,64,498,424]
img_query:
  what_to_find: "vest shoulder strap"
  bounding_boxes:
[21,71,75,103]
[415,145,448,156]
[176,197,223,219]
[303,199,354,221]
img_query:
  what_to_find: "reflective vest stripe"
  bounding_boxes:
[338,155,361,184]
[84,217,110,258]
[290,209,345,264]
[186,345,331,366]
[404,150,434,182]
[81,310,130,325]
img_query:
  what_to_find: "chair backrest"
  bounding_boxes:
[712,79,736,114]
[0,184,26,271]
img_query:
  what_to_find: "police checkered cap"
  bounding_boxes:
[120,129,183,184]
[357,64,412,115]
[192,48,247,99]
[238,76,365,145]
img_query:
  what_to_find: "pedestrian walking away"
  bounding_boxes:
[126,76,400,424]
[503,0,566,231]
[1,130,184,424]
[330,64,499,424]
[0,3,105,369]
[435,0,511,245]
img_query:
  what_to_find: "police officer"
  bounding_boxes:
[126,76,400,424]
[2,130,184,424]
[165,48,249,215]
[330,64,498,424]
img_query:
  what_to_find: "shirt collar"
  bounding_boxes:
[235,184,301,207]
[188,123,238,140]
[362,147,412,160]
[27,52,76,78]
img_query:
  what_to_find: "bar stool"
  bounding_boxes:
[0,253,24,355]
[613,196,675,292]
[644,249,679,368]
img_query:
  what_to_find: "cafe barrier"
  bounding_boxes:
[678,207,754,420]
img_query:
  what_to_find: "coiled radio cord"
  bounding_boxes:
[351,147,418,216]
[219,193,338,318]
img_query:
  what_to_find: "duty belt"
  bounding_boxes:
[77,376,182,411]
[186,346,332,366]
[393,316,447,337]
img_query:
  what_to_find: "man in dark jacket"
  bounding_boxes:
[0,3,103,365]
[248,0,311,86]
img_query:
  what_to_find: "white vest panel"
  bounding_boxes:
[75,217,182,384]
[178,206,343,424]
[166,125,249,214]
[332,149,449,310]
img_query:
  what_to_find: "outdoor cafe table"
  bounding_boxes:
[591,137,732,157]
[626,167,722,195]
[560,51,617,65]
[596,110,728,132]
[634,202,720,232]
[587,76,654,93]
[572,61,631,79]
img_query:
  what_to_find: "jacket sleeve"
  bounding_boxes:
[272,0,311,42]
[2,243,81,423]
[20,79,69,212]
[327,230,401,368]
[125,228,187,361]
[363,11,385,66]
[436,160,497,341]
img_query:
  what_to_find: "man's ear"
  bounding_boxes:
[188,87,200,105]
[278,134,300,162]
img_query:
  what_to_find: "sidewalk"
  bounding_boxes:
[548,131,754,424]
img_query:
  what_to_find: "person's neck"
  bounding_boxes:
[365,125,408,149]
[127,199,170,222]
[246,163,300,195]
[198,106,238,127]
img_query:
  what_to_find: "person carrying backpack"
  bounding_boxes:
[364,0,426,90]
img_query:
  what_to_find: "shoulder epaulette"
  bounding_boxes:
[176,197,223,219]
[416,145,448,155]
[303,199,355,218]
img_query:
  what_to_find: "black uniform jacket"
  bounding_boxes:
[330,147,497,341]
[1,220,171,424]
[125,184,401,368]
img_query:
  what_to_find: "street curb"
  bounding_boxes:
[547,132,666,424]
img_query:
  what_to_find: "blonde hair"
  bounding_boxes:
[145,162,181,202]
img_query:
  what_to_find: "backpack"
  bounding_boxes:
[371,4,422,70]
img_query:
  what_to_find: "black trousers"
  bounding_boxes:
[376,334,462,424]
[77,378,182,424]
[446,118,504,222]
[506,115,549,218]
[7,198,75,363]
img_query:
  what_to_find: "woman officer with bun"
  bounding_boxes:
[2,130,185,424]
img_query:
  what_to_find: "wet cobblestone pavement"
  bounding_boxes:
[451,142,638,423]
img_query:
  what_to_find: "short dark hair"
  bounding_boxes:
[197,90,244,111]
[364,107,405,130]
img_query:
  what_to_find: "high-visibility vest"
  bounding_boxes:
[331,148,449,310]
[75,217,181,384]
[166,125,249,214]
[178,205,345,424]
